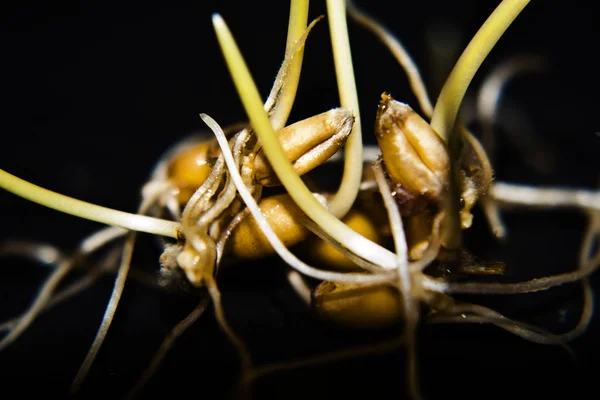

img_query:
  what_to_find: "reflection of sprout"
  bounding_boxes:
[0,0,599,399]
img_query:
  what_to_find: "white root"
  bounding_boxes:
[202,113,393,284]
[490,182,600,212]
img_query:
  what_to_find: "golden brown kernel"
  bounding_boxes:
[168,141,218,204]
[309,209,381,270]
[228,194,309,259]
[168,109,352,205]
[313,281,403,329]
[254,108,354,186]
[375,93,450,201]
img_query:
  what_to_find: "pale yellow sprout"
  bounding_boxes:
[0,169,180,238]
[430,0,531,248]
[1,1,599,399]
[268,0,309,130]
[325,0,364,218]
[430,0,532,141]
[201,112,392,284]
[345,0,530,249]
[211,13,399,270]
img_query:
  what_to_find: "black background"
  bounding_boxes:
[1,1,599,399]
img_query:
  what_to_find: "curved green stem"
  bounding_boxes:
[429,0,531,248]
[0,169,180,238]
[430,0,531,140]
[269,0,310,131]
[212,14,398,269]
[325,0,363,218]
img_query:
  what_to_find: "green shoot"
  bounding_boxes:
[325,0,364,218]
[269,0,310,131]
[211,14,399,269]
[0,169,180,238]
[429,0,531,249]
[431,0,532,139]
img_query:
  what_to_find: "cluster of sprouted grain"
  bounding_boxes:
[0,0,599,399]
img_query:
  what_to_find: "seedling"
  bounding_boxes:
[1,1,598,399]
